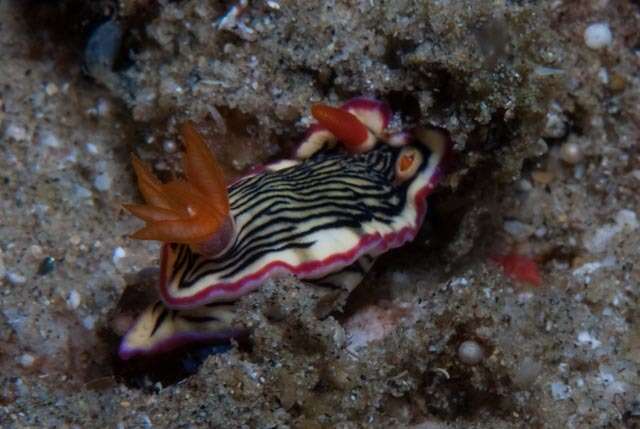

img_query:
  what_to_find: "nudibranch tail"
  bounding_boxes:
[118,300,241,360]
[124,123,234,255]
[311,103,375,151]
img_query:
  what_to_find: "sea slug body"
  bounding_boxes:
[119,98,448,359]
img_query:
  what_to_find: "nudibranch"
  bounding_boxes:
[119,98,448,359]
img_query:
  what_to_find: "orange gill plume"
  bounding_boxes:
[123,122,235,256]
[311,104,373,151]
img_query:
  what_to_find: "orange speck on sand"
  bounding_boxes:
[492,253,542,287]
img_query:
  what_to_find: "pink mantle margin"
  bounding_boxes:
[157,168,444,310]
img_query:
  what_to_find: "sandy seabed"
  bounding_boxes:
[1,1,639,428]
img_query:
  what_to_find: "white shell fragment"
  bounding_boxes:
[457,340,484,365]
[584,23,612,50]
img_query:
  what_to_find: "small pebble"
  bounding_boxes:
[516,179,533,192]
[94,98,111,117]
[503,220,535,240]
[85,143,99,155]
[332,325,346,348]
[597,67,609,84]
[38,256,56,276]
[86,98,112,118]
[584,22,612,50]
[551,381,572,400]
[532,139,549,157]
[608,73,625,92]
[533,66,564,77]
[513,357,542,387]
[534,227,547,238]
[577,331,601,349]
[29,245,43,258]
[543,106,567,139]
[582,210,640,254]
[4,123,28,141]
[584,223,620,253]
[94,172,112,191]
[159,78,184,96]
[113,247,126,264]
[208,106,227,133]
[84,20,123,77]
[532,170,554,185]
[390,271,409,285]
[67,290,81,309]
[559,142,582,164]
[262,302,287,321]
[82,316,96,330]
[74,185,93,199]
[45,82,59,96]
[615,209,638,230]
[6,272,27,285]
[140,414,153,428]
[18,354,35,368]
[457,340,484,365]
[449,277,469,288]
[163,139,177,153]
[38,131,61,148]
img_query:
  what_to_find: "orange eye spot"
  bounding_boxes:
[395,148,423,183]
[311,104,369,149]
[399,153,415,171]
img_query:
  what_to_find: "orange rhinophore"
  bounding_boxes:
[311,103,371,150]
[123,122,231,248]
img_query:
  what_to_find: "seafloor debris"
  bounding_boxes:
[217,0,280,41]
[84,20,123,80]
[492,253,542,287]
